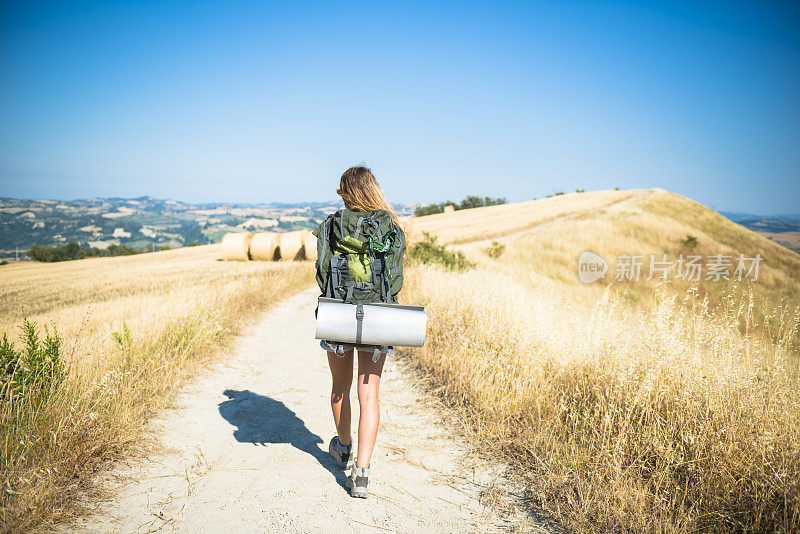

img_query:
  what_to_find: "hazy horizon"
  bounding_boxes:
[4,189,800,218]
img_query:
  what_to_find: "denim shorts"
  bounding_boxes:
[320,340,393,358]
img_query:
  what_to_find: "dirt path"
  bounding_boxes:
[67,287,542,533]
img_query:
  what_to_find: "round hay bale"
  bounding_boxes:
[277,230,304,261]
[221,232,253,261]
[250,232,280,261]
[443,204,455,213]
[303,230,317,261]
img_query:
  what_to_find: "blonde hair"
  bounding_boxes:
[337,166,400,226]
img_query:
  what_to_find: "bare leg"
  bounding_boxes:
[327,350,354,446]
[356,350,385,468]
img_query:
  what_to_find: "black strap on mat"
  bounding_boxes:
[355,304,364,345]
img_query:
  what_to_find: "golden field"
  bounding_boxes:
[2,189,799,532]
[0,245,314,531]
[411,188,640,244]
[401,190,800,532]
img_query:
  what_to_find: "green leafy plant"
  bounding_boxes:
[680,234,699,251]
[408,232,475,271]
[483,241,506,258]
[0,320,66,403]
[111,322,133,351]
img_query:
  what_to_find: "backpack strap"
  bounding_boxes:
[318,214,335,297]
[355,216,365,238]
[379,261,389,302]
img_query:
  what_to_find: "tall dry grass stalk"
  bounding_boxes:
[0,247,314,531]
[401,264,800,532]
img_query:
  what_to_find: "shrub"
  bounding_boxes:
[103,244,140,257]
[408,232,474,271]
[0,320,66,404]
[483,241,506,258]
[680,234,699,251]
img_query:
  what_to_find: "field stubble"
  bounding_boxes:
[0,245,314,531]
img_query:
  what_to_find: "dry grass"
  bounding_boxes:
[400,190,800,532]
[411,189,639,244]
[0,245,314,531]
[401,264,799,532]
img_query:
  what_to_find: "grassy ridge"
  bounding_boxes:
[402,190,800,531]
[0,247,314,531]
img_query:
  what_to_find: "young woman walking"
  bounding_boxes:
[312,166,406,499]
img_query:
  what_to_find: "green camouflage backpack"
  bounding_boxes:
[312,208,405,304]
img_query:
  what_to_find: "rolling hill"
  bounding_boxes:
[402,188,800,532]
[412,188,800,310]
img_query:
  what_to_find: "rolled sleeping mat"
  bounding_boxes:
[315,297,426,347]
[221,232,253,261]
[303,230,318,261]
[277,230,304,261]
[250,232,280,261]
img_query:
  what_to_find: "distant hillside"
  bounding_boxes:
[721,211,800,254]
[0,196,415,255]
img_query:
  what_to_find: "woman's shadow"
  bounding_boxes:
[218,389,345,484]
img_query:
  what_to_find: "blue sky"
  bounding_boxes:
[1,1,798,213]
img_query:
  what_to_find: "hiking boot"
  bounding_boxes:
[328,436,353,470]
[346,463,370,499]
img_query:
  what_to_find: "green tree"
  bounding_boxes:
[28,244,57,262]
